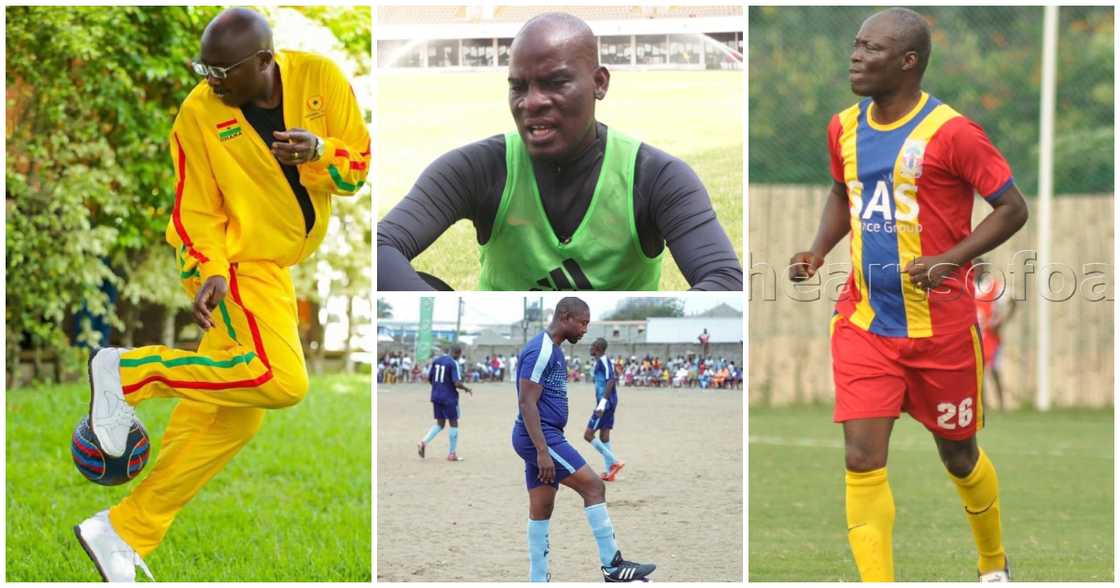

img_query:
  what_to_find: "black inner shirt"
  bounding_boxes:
[241,91,315,235]
[377,122,743,290]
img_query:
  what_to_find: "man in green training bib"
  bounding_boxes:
[377,12,742,291]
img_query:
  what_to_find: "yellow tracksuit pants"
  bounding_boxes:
[109,260,309,556]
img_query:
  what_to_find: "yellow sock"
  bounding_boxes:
[846,467,895,582]
[949,447,1006,574]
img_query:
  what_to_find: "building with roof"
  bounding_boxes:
[377,5,742,70]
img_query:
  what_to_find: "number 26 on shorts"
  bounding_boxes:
[936,398,973,430]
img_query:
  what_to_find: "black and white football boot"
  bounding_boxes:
[601,551,656,582]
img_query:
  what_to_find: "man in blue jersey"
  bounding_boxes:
[582,338,625,481]
[418,345,472,462]
[513,297,655,582]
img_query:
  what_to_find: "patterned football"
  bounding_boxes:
[71,415,150,486]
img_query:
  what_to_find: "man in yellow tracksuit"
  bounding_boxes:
[74,8,370,582]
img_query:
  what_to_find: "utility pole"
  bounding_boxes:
[522,297,529,343]
[454,297,463,342]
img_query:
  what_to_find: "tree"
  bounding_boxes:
[6,6,373,386]
[293,6,372,75]
[377,299,394,319]
[6,6,220,386]
[748,6,1113,195]
[602,298,685,320]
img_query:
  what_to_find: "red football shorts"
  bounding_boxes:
[831,314,985,440]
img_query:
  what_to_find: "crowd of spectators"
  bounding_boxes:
[605,354,741,389]
[377,351,516,384]
[379,350,742,390]
[377,351,419,384]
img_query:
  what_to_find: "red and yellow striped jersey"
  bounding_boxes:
[827,92,1014,338]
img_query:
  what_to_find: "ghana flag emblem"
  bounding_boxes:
[216,118,242,141]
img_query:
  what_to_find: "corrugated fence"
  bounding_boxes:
[749,184,1114,408]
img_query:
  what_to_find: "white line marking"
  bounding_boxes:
[749,435,1112,459]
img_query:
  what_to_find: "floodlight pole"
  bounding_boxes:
[1036,6,1058,411]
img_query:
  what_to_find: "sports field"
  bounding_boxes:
[377,381,743,581]
[375,70,743,290]
[6,373,372,582]
[749,405,1114,581]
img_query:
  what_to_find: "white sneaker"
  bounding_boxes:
[981,569,1010,582]
[88,348,135,458]
[980,557,1011,582]
[74,510,154,582]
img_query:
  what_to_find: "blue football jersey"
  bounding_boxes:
[429,355,461,404]
[515,331,569,429]
[593,356,616,405]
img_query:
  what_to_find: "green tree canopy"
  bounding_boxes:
[602,298,685,321]
[749,6,1114,195]
[6,6,221,374]
[6,6,372,385]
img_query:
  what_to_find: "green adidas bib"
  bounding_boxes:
[478,128,662,290]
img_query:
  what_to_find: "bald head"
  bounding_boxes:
[507,12,609,162]
[553,297,589,320]
[201,8,273,57]
[866,8,931,77]
[549,296,590,344]
[198,8,277,107]
[513,12,599,68]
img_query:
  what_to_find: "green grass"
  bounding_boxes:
[376,70,743,290]
[749,405,1113,581]
[7,374,371,582]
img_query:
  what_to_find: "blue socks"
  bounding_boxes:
[584,502,619,568]
[422,424,442,444]
[590,438,617,469]
[528,505,618,578]
[528,518,550,581]
[449,427,459,454]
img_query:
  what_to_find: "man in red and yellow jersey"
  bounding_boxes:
[789,8,1028,583]
[74,8,370,581]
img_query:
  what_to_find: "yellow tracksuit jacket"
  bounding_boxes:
[111,50,370,557]
[166,49,370,282]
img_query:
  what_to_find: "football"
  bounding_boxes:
[71,415,150,486]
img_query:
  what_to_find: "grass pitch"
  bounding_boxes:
[748,405,1113,581]
[376,70,743,291]
[6,373,371,582]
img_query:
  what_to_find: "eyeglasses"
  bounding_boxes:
[191,50,270,80]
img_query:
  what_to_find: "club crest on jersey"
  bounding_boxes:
[900,139,926,179]
[306,95,326,120]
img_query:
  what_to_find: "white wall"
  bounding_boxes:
[646,317,742,343]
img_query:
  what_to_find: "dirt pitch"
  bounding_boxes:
[377,381,743,581]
